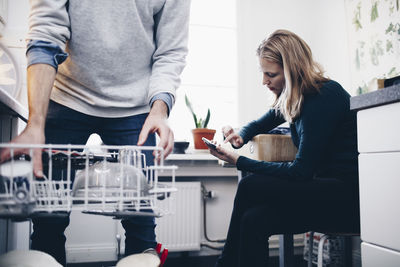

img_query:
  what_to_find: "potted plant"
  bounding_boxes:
[185,94,216,149]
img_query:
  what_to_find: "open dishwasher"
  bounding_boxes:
[0,143,177,220]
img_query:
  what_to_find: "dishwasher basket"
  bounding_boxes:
[0,143,177,220]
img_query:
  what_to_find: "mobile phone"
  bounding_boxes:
[202,137,217,150]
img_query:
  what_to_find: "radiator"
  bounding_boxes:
[155,182,201,251]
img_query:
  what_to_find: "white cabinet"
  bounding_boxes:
[362,243,400,267]
[357,102,400,153]
[65,212,120,263]
[355,92,400,266]
[359,153,400,251]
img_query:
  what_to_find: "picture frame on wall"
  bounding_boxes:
[345,0,400,95]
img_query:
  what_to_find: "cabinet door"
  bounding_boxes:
[362,242,400,267]
[357,102,400,153]
[65,211,119,263]
[359,153,400,251]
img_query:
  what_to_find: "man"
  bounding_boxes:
[1,0,190,265]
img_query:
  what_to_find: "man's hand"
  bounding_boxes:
[138,100,174,161]
[0,63,56,178]
[0,125,45,177]
[209,144,240,165]
[222,125,244,148]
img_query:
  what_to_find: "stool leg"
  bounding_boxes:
[317,235,328,267]
[279,234,294,267]
[344,236,353,267]
[308,231,314,267]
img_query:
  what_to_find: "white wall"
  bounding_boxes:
[169,0,238,142]
[236,0,351,125]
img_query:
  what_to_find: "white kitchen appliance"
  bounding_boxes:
[0,41,21,100]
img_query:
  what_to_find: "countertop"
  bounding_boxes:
[162,149,238,177]
[350,83,400,111]
[167,149,216,161]
[0,88,28,121]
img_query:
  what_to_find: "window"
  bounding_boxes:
[168,0,238,144]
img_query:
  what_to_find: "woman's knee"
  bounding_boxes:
[235,174,277,204]
[240,207,271,239]
[233,176,255,207]
[236,174,260,196]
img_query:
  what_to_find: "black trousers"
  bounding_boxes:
[215,174,360,267]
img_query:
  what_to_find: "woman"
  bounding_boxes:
[211,29,360,267]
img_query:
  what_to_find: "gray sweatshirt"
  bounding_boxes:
[27,0,190,117]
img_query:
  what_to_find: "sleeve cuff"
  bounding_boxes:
[236,156,247,170]
[150,93,174,116]
[26,40,68,70]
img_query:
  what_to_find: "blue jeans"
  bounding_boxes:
[31,101,157,266]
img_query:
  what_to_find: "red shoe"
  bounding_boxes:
[159,246,168,267]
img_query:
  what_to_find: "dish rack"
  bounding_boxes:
[0,143,177,220]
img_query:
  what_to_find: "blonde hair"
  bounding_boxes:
[257,29,329,122]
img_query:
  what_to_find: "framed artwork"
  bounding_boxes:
[345,0,400,94]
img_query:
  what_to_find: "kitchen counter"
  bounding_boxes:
[350,83,400,111]
[0,88,28,121]
[162,149,238,177]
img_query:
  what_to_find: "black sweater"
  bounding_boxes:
[237,80,358,182]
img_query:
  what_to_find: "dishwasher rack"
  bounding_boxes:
[0,143,177,220]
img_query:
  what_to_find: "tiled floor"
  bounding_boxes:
[67,255,308,267]
[66,245,309,267]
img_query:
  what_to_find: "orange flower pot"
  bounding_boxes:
[191,128,216,149]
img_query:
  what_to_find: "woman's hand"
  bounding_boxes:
[209,143,240,165]
[222,126,244,148]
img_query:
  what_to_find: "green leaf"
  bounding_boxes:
[371,1,378,22]
[185,94,199,128]
[202,109,210,128]
[185,94,211,128]
[385,23,395,34]
[386,40,393,52]
[388,67,398,77]
[193,113,199,128]
[353,3,362,31]
[355,48,360,70]
[184,94,194,115]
